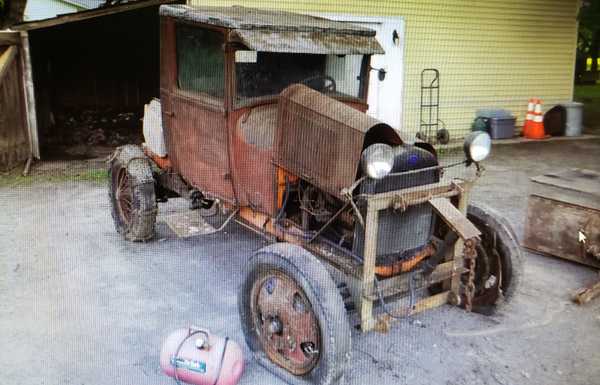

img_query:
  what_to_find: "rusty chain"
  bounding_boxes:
[463,238,478,312]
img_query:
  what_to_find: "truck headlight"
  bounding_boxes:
[361,143,395,179]
[464,132,491,163]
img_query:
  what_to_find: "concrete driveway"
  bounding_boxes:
[1,139,600,385]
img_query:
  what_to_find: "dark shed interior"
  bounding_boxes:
[28,5,168,159]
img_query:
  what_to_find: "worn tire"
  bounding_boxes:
[108,145,157,241]
[467,203,523,308]
[238,243,351,385]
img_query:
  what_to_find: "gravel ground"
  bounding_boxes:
[1,139,599,385]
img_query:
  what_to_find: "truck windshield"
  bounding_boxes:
[235,51,367,105]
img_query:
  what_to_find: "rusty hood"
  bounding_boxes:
[275,84,404,197]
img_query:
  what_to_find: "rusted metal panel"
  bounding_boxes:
[159,17,235,202]
[0,45,29,171]
[165,93,235,202]
[523,194,600,268]
[229,104,278,215]
[275,84,402,197]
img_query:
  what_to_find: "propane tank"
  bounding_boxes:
[160,327,245,385]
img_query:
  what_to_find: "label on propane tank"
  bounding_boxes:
[170,356,207,373]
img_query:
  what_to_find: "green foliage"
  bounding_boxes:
[0,169,109,187]
[579,0,600,55]
[575,84,600,100]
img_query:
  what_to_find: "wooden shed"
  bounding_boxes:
[0,34,29,171]
[0,0,179,170]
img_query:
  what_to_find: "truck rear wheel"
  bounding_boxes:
[108,145,157,241]
[238,243,351,385]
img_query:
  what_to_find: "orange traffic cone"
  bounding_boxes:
[526,99,546,139]
[523,98,536,137]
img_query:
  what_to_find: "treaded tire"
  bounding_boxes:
[108,145,157,241]
[467,203,524,307]
[238,243,351,385]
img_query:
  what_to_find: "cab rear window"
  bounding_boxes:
[176,26,224,98]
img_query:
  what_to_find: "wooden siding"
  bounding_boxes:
[191,0,579,138]
[0,45,29,171]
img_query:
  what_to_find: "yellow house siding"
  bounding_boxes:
[190,0,579,138]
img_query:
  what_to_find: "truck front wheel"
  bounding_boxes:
[238,243,351,385]
[108,145,157,241]
[467,203,523,312]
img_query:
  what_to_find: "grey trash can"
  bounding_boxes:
[560,102,584,137]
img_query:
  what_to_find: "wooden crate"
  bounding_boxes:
[523,169,600,268]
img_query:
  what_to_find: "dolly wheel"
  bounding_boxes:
[436,128,450,145]
[467,203,524,311]
[238,243,351,385]
[108,145,157,241]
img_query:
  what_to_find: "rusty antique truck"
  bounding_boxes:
[108,5,523,385]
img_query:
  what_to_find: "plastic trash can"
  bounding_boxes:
[560,102,584,137]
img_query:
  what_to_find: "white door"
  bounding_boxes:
[317,15,406,130]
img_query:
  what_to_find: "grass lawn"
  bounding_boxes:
[574,84,600,131]
[0,168,108,187]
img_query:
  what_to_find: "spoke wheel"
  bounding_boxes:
[108,145,157,242]
[115,168,134,224]
[251,271,321,375]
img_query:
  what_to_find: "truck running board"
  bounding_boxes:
[163,209,238,238]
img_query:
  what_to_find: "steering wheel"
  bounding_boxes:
[300,75,337,93]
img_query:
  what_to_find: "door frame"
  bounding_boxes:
[310,13,407,130]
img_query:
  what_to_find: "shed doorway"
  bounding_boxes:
[27,5,170,160]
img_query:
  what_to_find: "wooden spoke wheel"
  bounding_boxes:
[115,168,134,225]
[108,145,157,242]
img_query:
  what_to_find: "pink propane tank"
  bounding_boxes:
[160,326,245,385]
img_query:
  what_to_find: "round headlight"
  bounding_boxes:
[361,143,395,179]
[464,132,492,163]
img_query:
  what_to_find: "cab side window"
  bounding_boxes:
[176,25,224,98]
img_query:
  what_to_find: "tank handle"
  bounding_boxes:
[189,325,211,349]
[172,327,211,385]
[171,326,230,385]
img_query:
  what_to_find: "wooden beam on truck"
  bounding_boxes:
[429,196,481,241]
[359,204,379,333]
[374,291,451,333]
[363,261,467,301]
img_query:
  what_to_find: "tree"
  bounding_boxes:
[576,0,600,83]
